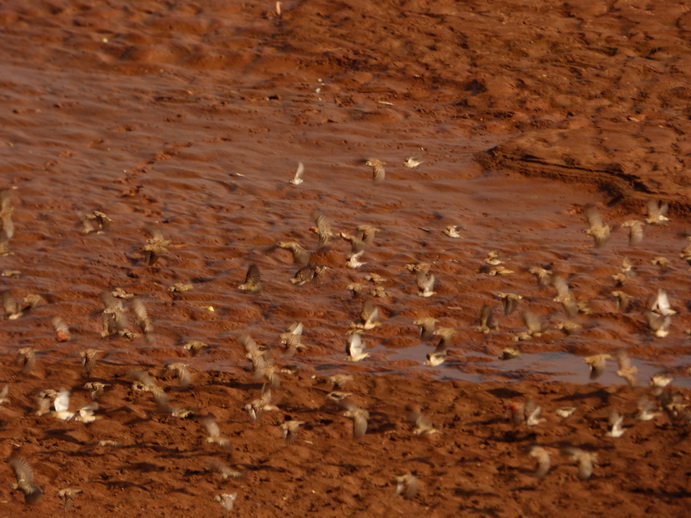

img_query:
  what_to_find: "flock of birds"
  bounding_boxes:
[0,167,690,512]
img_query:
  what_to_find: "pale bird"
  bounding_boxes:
[81,210,112,234]
[645,199,669,225]
[563,447,598,480]
[645,311,671,338]
[366,159,385,184]
[415,317,437,341]
[584,205,610,247]
[636,396,660,421]
[17,347,36,374]
[425,328,454,366]
[51,317,71,342]
[142,226,171,266]
[346,333,369,362]
[341,400,369,439]
[621,219,644,245]
[529,265,553,287]
[183,340,209,356]
[606,409,625,437]
[555,407,577,418]
[244,388,279,421]
[209,459,243,480]
[309,211,335,248]
[476,305,498,334]
[499,347,521,360]
[289,161,304,185]
[329,374,353,390]
[215,493,238,512]
[442,225,462,238]
[553,275,578,317]
[394,474,420,499]
[352,299,380,330]
[615,349,638,386]
[166,362,192,388]
[649,289,676,316]
[528,446,551,479]
[406,408,439,435]
[132,297,154,336]
[201,417,231,448]
[403,157,422,168]
[0,384,9,405]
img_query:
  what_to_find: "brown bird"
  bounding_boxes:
[208,459,243,480]
[553,275,578,317]
[497,292,522,316]
[183,340,209,356]
[329,374,353,390]
[276,241,311,266]
[166,362,192,388]
[57,488,83,511]
[290,264,327,285]
[80,210,112,234]
[415,317,438,341]
[584,354,611,380]
[79,349,101,377]
[584,205,610,247]
[132,297,154,336]
[340,225,377,268]
[340,400,369,439]
[201,416,231,448]
[645,200,669,225]
[280,420,305,443]
[238,264,262,292]
[611,290,635,313]
[17,347,36,375]
[425,328,454,366]
[622,220,644,245]
[366,159,386,184]
[406,408,439,435]
[476,305,498,334]
[52,317,71,342]
[309,211,335,249]
[8,456,42,504]
[100,292,131,338]
[142,226,171,266]
[352,299,380,330]
[529,265,553,287]
[615,349,638,386]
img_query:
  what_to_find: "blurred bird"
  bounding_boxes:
[528,446,551,479]
[403,157,422,168]
[352,299,380,330]
[442,225,462,238]
[17,347,36,375]
[289,161,304,185]
[183,340,209,356]
[645,200,669,225]
[584,354,611,380]
[406,408,439,435]
[201,417,231,448]
[563,447,597,480]
[79,349,101,377]
[142,226,170,266]
[425,328,454,366]
[290,264,327,285]
[52,317,71,342]
[415,317,437,341]
[622,220,644,245]
[497,292,522,316]
[80,210,112,234]
[615,349,638,386]
[244,387,279,421]
[340,400,369,439]
[309,211,335,249]
[366,159,385,184]
[238,264,262,292]
[553,275,578,317]
[529,265,553,287]
[636,396,660,421]
[329,374,353,390]
[476,305,498,334]
[57,488,82,511]
[611,290,635,313]
[215,493,237,512]
[276,241,311,266]
[584,205,610,247]
[645,311,671,338]
[394,474,420,499]
[649,289,676,316]
[280,420,305,443]
[51,389,74,421]
[606,409,625,437]
[166,362,192,388]
[132,297,154,336]
[8,457,42,504]
[346,333,369,362]
[209,459,243,480]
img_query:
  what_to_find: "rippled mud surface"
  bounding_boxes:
[0,0,689,515]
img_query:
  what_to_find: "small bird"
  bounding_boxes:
[168,282,193,294]
[645,200,669,225]
[636,396,660,421]
[415,266,436,297]
[346,333,369,362]
[403,157,423,168]
[514,311,542,341]
[80,210,112,234]
[309,211,335,249]
[280,322,305,355]
[238,264,262,292]
[621,220,644,245]
[353,299,380,330]
[132,297,154,336]
[615,349,638,386]
[152,387,192,418]
[394,474,420,499]
[8,457,43,504]
[529,265,553,287]
[51,317,71,342]
[528,446,551,479]
[79,349,101,377]
[584,205,610,247]
[650,371,673,389]
[556,321,582,336]
[3,290,23,320]
[340,225,377,268]
[244,388,279,420]
[649,289,676,316]
[201,416,231,448]
[524,399,545,426]
[555,407,577,419]
[476,305,498,334]
[366,158,385,184]
[183,340,209,356]
[0,384,9,405]
[499,347,521,360]
[584,354,612,380]
[497,292,522,316]
[100,292,131,338]
[329,374,353,390]
[52,389,75,420]
[166,362,192,388]
[406,408,439,435]
[611,290,635,313]
[209,459,243,480]
[651,256,670,272]
[563,447,598,480]
[340,400,369,439]
[142,226,171,266]
[280,420,305,443]
[57,488,83,511]
[0,190,14,241]
[553,275,578,317]
[290,264,327,285]
[84,382,109,400]
[289,161,304,185]
[276,241,311,266]
[425,328,454,366]
[215,493,238,512]
[17,347,36,374]
[415,317,437,341]
[442,225,462,238]
[645,311,671,338]
[74,402,99,423]
[606,409,625,437]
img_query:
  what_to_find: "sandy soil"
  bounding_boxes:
[0,0,689,515]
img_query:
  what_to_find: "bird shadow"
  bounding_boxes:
[486,387,525,399]
[553,388,611,403]
[239,463,288,474]
[96,480,150,491]
[454,488,499,498]
[119,461,165,473]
